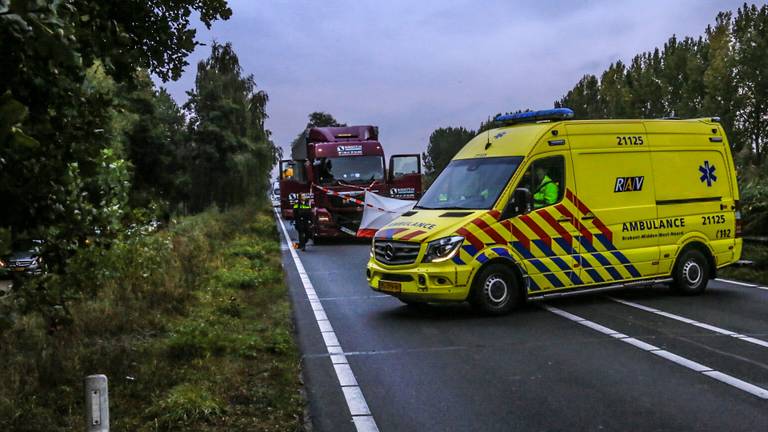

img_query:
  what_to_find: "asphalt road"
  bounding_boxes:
[277,217,768,432]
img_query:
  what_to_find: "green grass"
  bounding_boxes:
[0,206,304,431]
[719,241,768,286]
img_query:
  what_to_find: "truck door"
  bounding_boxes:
[279,160,309,219]
[388,154,422,200]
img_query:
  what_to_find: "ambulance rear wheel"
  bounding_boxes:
[671,249,710,295]
[470,263,521,315]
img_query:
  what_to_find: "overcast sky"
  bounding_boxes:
[158,0,752,159]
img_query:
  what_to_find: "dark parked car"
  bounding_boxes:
[0,241,44,277]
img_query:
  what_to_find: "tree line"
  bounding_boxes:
[1,1,278,328]
[423,3,768,233]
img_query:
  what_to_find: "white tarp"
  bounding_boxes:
[356,191,416,238]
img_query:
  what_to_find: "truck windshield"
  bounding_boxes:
[316,156,384,184]
[416,157,523,210]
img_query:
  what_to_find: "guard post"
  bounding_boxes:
[85,374,109,431]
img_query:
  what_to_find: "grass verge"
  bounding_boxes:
[719,241,768,285]
[0,206,304,431]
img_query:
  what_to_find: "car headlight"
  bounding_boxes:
[0,259,5,268]
[422,236,464,263]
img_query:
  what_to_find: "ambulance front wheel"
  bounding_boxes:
[470,263,522,315]
[671,248,710,295]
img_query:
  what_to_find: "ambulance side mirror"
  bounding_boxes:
[503,188,532,219]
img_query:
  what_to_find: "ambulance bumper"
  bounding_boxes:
[366,258,474,302]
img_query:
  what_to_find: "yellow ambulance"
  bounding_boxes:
[366,108,743,314]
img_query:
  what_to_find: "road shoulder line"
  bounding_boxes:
[608,297,768,349]
[544,304,768,400]
[715,278,757,287]
[275,211,380,432]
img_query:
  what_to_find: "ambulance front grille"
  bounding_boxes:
[373,240,421,265]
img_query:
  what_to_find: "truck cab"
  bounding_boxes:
[280,125,422,238]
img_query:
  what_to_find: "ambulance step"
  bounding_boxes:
[527,278,674,301]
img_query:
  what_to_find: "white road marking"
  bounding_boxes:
[609,297,768,349]
[331,354,348,364]
[342,386,372,415]
[651,350,711,372]
[715,278,757,287]
[275,211,380,432]
[544,305,768,400]
[701,371,768,399]
[317,320,334,333]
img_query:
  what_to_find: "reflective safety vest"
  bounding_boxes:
[533,175,558,208]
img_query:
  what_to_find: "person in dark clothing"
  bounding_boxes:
[293,193,312,251]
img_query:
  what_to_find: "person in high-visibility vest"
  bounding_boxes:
[283,165,294,179]
[293,193,312,250]
[533,166,558,209]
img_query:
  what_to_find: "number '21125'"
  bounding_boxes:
[616,136,644,145]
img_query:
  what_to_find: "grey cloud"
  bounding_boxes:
[157,0,749,161]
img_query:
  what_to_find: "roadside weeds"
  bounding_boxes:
[0,206,306,431]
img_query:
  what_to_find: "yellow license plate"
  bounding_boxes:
[378,280,401,293]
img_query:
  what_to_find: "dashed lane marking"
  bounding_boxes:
[609,297,768,349]
[715,278,758,288]
[275,211,380,432]
[544,305,768,400]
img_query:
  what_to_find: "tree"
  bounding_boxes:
[732,3,768,162]
[0,0,231,328]
[71,0,232,82]
[703,12,740,151]
[555,75,602,118]
[625,51,666,117]
[120,75,189,210]
[422,127,476,183]
[184,42,275,211]
[598,61,630,117]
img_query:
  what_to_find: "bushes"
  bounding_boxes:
[0,206,303,431]
[740,176,768,236]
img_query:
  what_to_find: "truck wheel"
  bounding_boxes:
[671,248,710,295]
[470,263,521,315]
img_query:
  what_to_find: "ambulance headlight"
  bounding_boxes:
[423,236,464,263]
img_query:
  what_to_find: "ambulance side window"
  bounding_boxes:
[518,156,565,210]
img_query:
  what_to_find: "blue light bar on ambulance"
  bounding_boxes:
[494,108,575,124]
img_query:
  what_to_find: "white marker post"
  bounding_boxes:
[85,375,109,432]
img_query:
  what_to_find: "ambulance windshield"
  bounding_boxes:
[416,156,523,210]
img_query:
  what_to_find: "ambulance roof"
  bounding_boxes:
[454,117,721,160]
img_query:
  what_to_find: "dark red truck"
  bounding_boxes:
[279,125,422,238]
